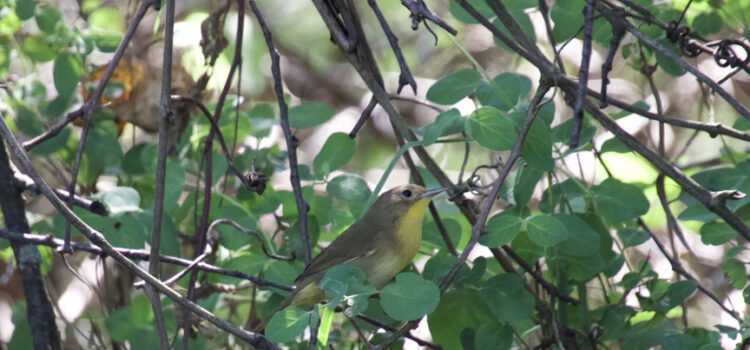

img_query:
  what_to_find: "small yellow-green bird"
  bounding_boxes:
[265,184,443,321]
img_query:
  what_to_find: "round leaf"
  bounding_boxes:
[526,215,568,247]
[15,0,37,20]
[266,307,313,343]
[380,273,440,321]
[475,73,532,111]
[465,107,518,151]
[313,132,355,176]
[475,322,513,350]
[326,174,371,202]
[522,117,554,171]
[555,214,600,256]
[426,69,483,105]
[428,289,495,350]
[479,274,534,323]
[617,227,650,248]
[320,264,371,308]
[592,178,649,223]
[95,186,140,215]
[34,5,61,34]
[288,102,335,129]
[478,213,523,247]
[54,52,83,99]
[700,222,737,245]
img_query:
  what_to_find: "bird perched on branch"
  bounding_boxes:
[257,184,443,330]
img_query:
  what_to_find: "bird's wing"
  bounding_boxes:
[294,222,380,284]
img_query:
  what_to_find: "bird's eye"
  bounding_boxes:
[401,189,413,198]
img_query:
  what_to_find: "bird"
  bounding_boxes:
[258,184,444,329]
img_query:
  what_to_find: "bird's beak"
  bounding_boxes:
[419,188,445,199]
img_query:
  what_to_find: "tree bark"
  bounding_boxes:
[0,135,61,350]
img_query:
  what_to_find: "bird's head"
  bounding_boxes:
[367,184,445,222]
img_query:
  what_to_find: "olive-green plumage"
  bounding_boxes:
[260,184,442,328]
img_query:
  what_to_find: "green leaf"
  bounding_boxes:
[601,137,630,153]
[723,258,747,290]
[678,204,718,222]
[265,260,299,287]
[89,30,122,53]
[45,94,73,118]
[552,114,596,145]
[288,102,335,129]
[651,280,697,313]
[555,214,600,256]
[427,289,495,350]
[592,178,649,223]
[163,162,185,212]
[380,273,440,321]
[479,274,534,323]
[700,222,737,245]
[95,187,140,215]
[478,213,523,247]
[426,69,483,105]
[53,53,83,99]
[422,217,462,249]
[691,167,745,191]
[655,38,687,77]
[522,117,554,171]
[728,245,747,258]
[88,7,124,32]
[313,132,355,176]
[553,252,605,281]
[15,0,36,20]
[83,119,123,167]
[319,264,372,308]
[13,101,44,136]
[513,165,542,206]
[326,174,371,202]
[421,109,463,146]
[448,0,493,24]
[526,214,568,247]
[22,35,63,62]
[475,73,532,111]
[465,107,518,151]
[34,5,61,33]
[475,322,513,350]
[550,0,583,42]
[692,12,722,36]
[266,307,314,343]
[30,126,71,155]
[617,227,651,248]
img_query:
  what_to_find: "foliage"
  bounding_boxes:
[1,0,750,349]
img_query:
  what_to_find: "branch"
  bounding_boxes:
[0,229,292,292]
[149,0,176,346]
[0,126,60,349]
[0,113,279,349]
[249,0,312,266]
[596,4,750,122]
[374,81,553,350]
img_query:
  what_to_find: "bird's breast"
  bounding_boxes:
[365,199,430,288]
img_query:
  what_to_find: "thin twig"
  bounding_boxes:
[0,229,292,291]
[148,0,176,345]
[636,219,741,322]
[571,0,596,147]
[249,0,312,266]
[374,80,553,350]
[0,114,280,349]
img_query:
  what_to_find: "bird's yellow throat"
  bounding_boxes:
[394,198,431,253]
